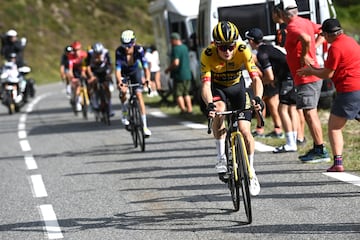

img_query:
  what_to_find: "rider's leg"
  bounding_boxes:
[213,101,227,173]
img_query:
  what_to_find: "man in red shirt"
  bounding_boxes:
[297,18,360,172]
[276,0,330,163]
[67,41,87,111]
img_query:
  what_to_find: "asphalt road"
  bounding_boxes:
[0,83,359,240]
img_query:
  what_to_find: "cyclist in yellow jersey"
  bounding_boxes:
[201,21,264,196]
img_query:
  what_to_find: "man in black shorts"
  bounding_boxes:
[245,28,299,152]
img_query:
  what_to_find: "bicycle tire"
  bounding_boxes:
[99,88,110,125]
[81,89,88,119]
[235,134,252,224]
[133,99,145,152]
[226,134,240,211]
[128,101,138,148]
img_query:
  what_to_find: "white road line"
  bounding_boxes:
[30,174,48,198]
[323,172,360,187]
[18,122,26,130]
[150,111,167,118]
[19,139,31,152]
[39,204,64,239]
[181,121,207,129]
[18,130,27,139]
[25,155,38,170]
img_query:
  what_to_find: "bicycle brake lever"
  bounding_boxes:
[207,118,213,134]
[258,110,265,127]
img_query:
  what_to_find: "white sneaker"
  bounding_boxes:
[121,116,129,125]
[144,127,152,137]
[215,158,227,173]
[66,84,71,96]
[121,112,129,125]
[249,171,261,196]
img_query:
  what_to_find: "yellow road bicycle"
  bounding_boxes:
[71,77,89,119]
[208,107,264,224]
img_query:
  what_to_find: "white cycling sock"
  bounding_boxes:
[215,138,226,160]
[248,154,254,172]
[121,102,128,112]
[142,115,147,128]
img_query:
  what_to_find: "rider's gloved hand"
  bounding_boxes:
[206,102,216,117]
[252,96,265,111]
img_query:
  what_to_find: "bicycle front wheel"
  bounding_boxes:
[128,102,138,148]
[81,88,88,119]
[235,134,252,224]
[133,100,145,152]
[226,135,240,211]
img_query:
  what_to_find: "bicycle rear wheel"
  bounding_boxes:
[235,134,252,224]
[99,89,110,125]
[226,135,240,211]
[133,100,145,152]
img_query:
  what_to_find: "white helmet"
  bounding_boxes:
[6,29,18,37]
[120,30,136,45]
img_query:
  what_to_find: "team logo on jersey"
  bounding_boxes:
[215,62,225,70]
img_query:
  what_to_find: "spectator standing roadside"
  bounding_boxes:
[144,45,161,97]
[276,0,330,163]
[245,28,298,153]
[272,5,307,146]
[297,18,360,172]
[165,32,193,114]
[247,30,284,139]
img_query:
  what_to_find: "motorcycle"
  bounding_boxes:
[0,62,35,114]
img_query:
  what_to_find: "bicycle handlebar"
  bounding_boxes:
[207,107,265,134]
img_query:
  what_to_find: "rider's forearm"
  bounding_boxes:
[251,76,263,98]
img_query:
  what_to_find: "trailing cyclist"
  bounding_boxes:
[67,41,88,111]
[60,45,73,97]
[115,30,152,137]
[201,21,264,196]
[85,42,114,115]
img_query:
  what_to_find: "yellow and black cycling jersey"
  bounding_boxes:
[200,41,259,87]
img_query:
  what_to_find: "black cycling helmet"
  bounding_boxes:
[64,45,73,53]
[212,21,239,44]
[120,30,136,47]
[92,42,104,54]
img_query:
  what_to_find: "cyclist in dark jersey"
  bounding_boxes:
[60,45,73,96]
[86,42,113,112]
[115,30,152,137]
[246,28,298,153]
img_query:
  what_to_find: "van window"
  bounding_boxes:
[218,2,275,39]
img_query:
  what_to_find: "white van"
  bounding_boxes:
[197,0,336,50]
[148,0,199,80]
[196,0,337,107]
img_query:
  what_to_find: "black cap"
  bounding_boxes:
[245,28,264,43]
[321,18,342,33]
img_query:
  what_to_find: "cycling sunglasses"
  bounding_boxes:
[217,43,236,52]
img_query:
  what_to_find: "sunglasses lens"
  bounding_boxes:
[218,44,235,52]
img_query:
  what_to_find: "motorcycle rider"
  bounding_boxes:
[0,53,25,104]
[1,29,26,67]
